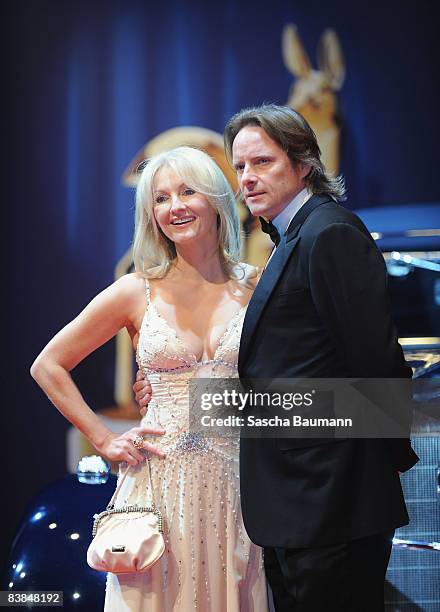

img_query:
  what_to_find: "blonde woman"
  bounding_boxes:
[31,147,268,612]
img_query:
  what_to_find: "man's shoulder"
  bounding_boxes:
[302,198,370,238]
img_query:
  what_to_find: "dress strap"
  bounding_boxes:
[144,277,151,304]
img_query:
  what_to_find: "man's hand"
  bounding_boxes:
[133,370,152,417]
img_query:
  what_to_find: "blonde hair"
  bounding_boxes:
[133,146,242,278]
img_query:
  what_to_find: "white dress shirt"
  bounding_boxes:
[264,188,312,267]
[272,187,312,238]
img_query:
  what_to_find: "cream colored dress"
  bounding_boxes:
[104,281,269,612]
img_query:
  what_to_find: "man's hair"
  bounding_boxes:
[224,103,346,201]
[133,146,241,278]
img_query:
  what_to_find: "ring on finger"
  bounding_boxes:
[133,435,144,449]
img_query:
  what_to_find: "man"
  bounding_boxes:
[135,104,418,611]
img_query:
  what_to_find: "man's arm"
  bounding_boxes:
[309,222,410,377]
[308,222,418,472]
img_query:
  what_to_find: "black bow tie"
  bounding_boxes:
[259,217,281,246]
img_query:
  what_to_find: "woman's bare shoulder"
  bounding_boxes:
[106,273,149,311]
[114,271,147,291]
[108,273,150,327]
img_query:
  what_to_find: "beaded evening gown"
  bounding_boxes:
[104,280,269,612]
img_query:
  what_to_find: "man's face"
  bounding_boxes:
[232,126,309,220]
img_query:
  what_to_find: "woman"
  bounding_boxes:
[31,146,269,611]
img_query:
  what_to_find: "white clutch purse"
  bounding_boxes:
[87,460,165,574]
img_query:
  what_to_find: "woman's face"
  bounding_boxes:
[152,166,219,248]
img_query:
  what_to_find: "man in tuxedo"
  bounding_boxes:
[134,104,418,611]
[222,104,418,611]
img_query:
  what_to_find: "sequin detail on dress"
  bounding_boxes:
[104,280,268,612]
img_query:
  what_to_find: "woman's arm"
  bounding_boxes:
[30,273,164,464]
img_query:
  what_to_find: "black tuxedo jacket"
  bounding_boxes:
[238,194,419,548]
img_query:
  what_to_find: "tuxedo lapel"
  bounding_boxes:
[238,235,300,366]
[239,194,333,368]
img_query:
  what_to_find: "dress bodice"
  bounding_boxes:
[134,280,246,453]
[136,280,246,376]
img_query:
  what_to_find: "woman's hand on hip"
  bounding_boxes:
[98,425,165,465]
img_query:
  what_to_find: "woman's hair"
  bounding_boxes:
[224,103,346,201]
[133,146,242,278]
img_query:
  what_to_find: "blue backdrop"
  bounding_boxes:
[3,0,439,574]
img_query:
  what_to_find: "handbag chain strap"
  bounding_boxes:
[106,455,156,510]
[90,457,164,539]
[92,504,164,537]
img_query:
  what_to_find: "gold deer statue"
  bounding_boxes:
[245,24,346,267]
[283,23,345,174]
